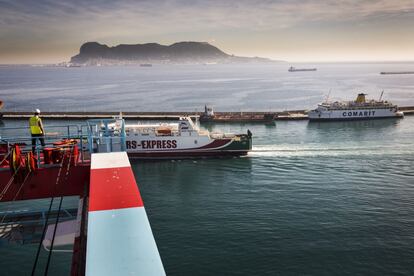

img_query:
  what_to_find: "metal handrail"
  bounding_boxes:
[86,119,126,153]
[0,124,80,133]
[0,124,90,167]
[0,119,127,167]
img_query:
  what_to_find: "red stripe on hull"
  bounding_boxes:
[194,139,231,150]
[89,166,143,211]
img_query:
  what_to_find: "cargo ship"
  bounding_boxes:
[92,116,253,158]
[288,66,317,72]
[308,93,404,121]
[380,71,414,75]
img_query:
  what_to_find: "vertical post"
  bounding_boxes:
[36,138,41,168]
[70,183,88,276]
[79,129,84,163]
[87,125,94,154]
[120,120,126,152]
[104,121,109,137]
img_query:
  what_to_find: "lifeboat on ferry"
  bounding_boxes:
[156,126,172,136]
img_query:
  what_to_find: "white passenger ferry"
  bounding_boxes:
[308,93,404,121]
[102,116,252,158]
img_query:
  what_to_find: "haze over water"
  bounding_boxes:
[0,64,414,275]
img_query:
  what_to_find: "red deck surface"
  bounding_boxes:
[89,166,143,211]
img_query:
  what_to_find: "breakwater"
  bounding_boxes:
[0,110,307,122]
[1,107,414,122]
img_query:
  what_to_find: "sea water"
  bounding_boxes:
[1,63,414,112]
[0,63,413,275]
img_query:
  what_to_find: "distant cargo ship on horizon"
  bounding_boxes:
[288,66,317,72]
[380,71,414,75]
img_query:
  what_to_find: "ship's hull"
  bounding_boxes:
[288,69,317,72]
[128,150,248,159]
[125,134,252,159]
[308,108,404,121]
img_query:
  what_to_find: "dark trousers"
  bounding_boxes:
[31,134,45,153]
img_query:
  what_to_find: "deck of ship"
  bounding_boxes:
[0,121,165,275]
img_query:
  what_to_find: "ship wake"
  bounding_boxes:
[250,144,413,157]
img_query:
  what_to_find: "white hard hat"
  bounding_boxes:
[35,109,41,114]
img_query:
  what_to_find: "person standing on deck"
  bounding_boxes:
[29,109,45,153]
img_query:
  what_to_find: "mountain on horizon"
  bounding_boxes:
[70,41,279,65]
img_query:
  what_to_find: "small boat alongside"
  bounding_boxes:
[308,93,404,121]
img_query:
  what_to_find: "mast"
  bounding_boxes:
[379,90,384,101]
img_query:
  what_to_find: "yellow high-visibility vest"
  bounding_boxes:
[29,116,43,135]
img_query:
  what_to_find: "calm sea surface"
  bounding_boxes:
[0,64,413,275]
[1,63,414,112]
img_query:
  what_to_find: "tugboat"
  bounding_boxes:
[199,105,215,122]
[94,116,253,158]
[308,92,404,121]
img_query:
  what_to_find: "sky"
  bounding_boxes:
[1,0,414,63]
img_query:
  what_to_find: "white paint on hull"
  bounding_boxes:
[309,108,403,120]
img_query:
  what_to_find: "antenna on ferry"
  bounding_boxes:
[325,89,331,103]
[379,90,384,101]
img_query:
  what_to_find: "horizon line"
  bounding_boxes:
[2,60,414,66]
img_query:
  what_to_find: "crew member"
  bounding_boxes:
[29,109,45,152]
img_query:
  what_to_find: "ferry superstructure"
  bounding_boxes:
[308,93,404,121]
[104,116,252,158]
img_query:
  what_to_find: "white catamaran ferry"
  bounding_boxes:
[308,93,404,121]
[98,116,252,158]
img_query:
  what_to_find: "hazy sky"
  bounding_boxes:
[1,0,414,63]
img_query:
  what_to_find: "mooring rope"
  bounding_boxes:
[31,145,73,276]
[0,150,11,167]
[0,171,32,225]
[0,163,23,201]
[44,145,74,276]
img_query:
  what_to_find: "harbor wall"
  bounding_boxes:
[0,106,413,122]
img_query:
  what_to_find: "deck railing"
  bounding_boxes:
[0,124,90,167]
